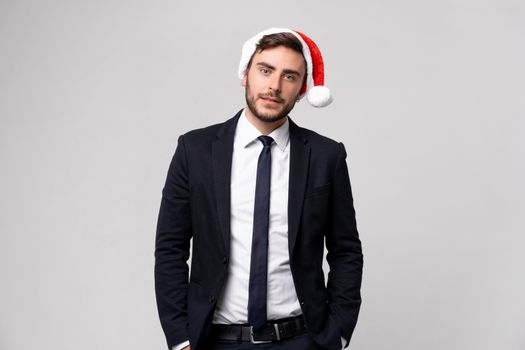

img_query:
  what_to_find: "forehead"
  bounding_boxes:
[251,46,306,74]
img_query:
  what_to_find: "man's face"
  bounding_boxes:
[242,46,306,123]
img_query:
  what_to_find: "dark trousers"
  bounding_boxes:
[209,333,325,350]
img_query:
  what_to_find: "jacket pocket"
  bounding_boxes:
[305,183,331,199]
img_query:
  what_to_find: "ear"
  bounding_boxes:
[241,72,247,87]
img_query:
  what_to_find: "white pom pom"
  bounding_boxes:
[306,85,333,108]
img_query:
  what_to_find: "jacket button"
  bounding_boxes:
[222,257,228,264]
[209,295,215,303]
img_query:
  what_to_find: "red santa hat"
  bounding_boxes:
[238,27,333,108]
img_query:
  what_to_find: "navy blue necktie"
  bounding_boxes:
[248,135,274,329]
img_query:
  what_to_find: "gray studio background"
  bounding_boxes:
[1,0,524,349]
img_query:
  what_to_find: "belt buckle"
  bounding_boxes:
[250,324,281,344]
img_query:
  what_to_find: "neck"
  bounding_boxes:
[244,107,287,135]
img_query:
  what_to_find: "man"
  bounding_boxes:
[155,28,363,350]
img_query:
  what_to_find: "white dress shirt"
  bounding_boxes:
[212,109,301,324]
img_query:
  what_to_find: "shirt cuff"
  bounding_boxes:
[171,340,190,350]
[341,336,349,349]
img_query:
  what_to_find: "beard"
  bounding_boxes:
[245,79,299,124]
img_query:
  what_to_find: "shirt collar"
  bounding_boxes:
[234,108,290,152]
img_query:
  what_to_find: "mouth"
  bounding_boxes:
[260,96,282,104]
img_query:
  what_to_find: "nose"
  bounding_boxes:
[268,74,282,94]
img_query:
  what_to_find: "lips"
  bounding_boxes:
[260,97,282,104]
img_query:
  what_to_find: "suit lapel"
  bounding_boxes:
[287,118,310,258]
[212,110,242,255]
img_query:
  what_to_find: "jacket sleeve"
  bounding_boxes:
[325,142,363,345]
[155,135,192,348]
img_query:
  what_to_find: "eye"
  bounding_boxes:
[260,68,270,75]
[284,74,297,81]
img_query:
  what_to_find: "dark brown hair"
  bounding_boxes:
[246,32,306,71]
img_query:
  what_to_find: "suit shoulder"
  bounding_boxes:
[298,125,343,150]
[182,121,223,142]
[179,111,241,146]
[302,127,338,143]
[293,124,348,165]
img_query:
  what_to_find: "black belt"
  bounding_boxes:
[212,315,306,344]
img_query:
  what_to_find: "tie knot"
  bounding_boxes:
[258,135,274,147]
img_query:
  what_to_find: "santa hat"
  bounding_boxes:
[238,27,333,108]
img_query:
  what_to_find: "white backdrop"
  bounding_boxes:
[1,1,524,349]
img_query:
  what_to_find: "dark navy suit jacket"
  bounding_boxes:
[155,110,363,349]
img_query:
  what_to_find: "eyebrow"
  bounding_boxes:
[255,62,303,77]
